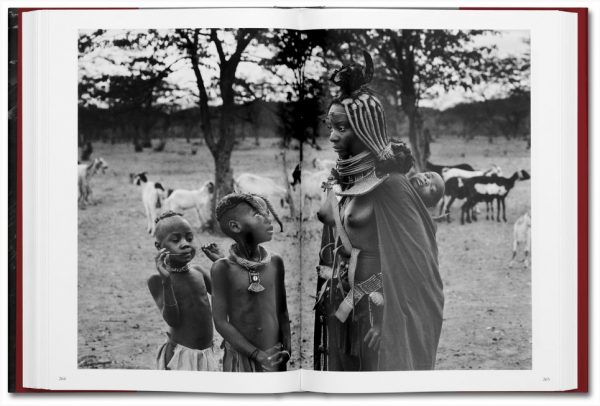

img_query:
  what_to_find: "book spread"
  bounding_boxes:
[6,6,588,394]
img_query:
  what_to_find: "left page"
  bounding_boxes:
[26,8,304,392]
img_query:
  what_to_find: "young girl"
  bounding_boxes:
[210,193,291,372]
[147,211,217,371]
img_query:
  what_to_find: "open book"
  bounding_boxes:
[8,6,588,393]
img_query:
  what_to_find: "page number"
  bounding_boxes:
[543,377,550,382]
[59,377,66,381]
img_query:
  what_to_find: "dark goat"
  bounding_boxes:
[461,170,531,224]
[290,163,301,191]
[426,161,475,176]
[439,177,468,223]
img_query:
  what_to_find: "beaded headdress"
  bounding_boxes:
[329,51,393,161]
[327,52,414,196]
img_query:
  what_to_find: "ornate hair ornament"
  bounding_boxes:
[330,50,374,99]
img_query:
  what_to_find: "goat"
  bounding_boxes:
[290,163,301,192]
[235,173,291,216]
[132,172,167,236]
[509,211,531,268]
[165,181,215,231]
[312,158,336,173]
[441,164,502,181]
[301,169,330,220]
[438,165,503,221]
[78,157,108,207]
[426,161,475,176]
[460,170,531,224]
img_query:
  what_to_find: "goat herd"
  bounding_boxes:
[426,160,531,268]
[77,154,532,269]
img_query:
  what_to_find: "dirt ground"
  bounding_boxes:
[78,138,303,370]
[78,135,531,372]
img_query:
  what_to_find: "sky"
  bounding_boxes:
[78,29,530,111]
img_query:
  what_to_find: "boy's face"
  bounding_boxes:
[232,197,274,245]
[155,216,196,265]
[409,171,445,208]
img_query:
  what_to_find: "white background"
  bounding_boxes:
[1,0,598,405]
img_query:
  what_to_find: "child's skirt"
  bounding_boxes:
[156,333,218,371]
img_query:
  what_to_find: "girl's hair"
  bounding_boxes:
[155,210,184,224]
[215,193,283,232]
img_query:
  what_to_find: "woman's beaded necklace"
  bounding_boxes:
[336,150,378,185]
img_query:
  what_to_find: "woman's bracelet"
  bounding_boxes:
[282,350,291,360]
[164,300,178,307]
[249,348,260,361]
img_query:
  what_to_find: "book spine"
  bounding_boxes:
[7,7,19,394]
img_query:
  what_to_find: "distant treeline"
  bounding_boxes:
[78,92,530,147]
[425,92,531,144]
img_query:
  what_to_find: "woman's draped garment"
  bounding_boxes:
[316,172,444,371]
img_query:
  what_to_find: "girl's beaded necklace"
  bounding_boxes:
[229,243,272,293]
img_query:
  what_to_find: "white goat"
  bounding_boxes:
[78,157,108,207]
[312,158,336,173]
[442,164,502,181]
[165,181,215,231]
[235,173,291,216]
[509,211,531,268]
[302,169,330,220]
[132,172,166,236]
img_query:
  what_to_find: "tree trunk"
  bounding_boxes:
[181,28,256,233]
[208,147,235,233]
[280,150,296,218]
[407,111,425,172]
[401,94,425,172]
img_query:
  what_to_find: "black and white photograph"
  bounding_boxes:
[77,27,531,373]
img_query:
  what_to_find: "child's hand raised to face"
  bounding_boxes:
[155,248,172,281]
[201,242,225,263]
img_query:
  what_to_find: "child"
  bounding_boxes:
[147,211,217,371]
[211,193,291,372]
[408,171,445,208]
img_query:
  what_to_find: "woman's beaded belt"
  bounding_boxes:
[335,273,382,322]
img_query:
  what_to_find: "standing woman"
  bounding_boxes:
[314,52,444,371]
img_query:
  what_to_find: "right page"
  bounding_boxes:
[299,8,578,392]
